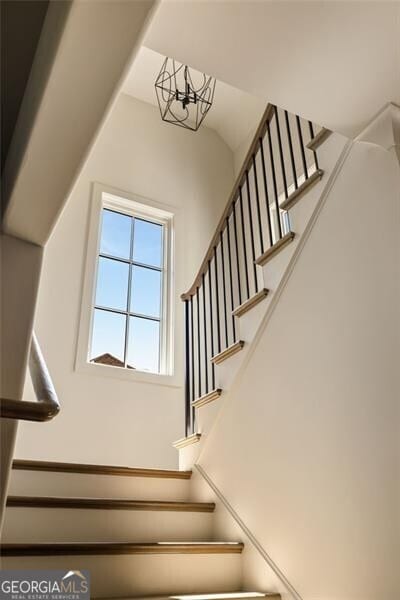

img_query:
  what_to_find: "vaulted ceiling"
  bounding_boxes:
[144,0,400,138]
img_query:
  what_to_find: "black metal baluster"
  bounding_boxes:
[308,121,319,170]
[184,299,191,436]
[252,154,264,255]
[245,170,258,294]
[201,272,208,394]
[196,287,201,399]
[226,214,237,342]
[220,230,229,349]
[259,137,274,247]
[232,200,242,306]
[207,261,216,388]
[296,115,308,179]
[213,246,222,355]
[190,294,195,409]
[238,188,250,300]
[285,110,298,189]
[275,106,289,200]
[266,121,283,240]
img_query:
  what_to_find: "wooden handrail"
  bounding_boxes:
[0,332,60,421]
[181,102,274,300]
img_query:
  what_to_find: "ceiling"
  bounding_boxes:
[122,45,266,152]
[144,0,400,138]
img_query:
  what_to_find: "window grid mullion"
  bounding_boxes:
[99,253,163,273]
[94,305,161,322]
[123,217,135,367]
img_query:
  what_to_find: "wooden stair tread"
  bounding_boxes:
[0,542,244,556]
[280,169,324,211]
[6,496,215,512]
[255,232,295,267]
[12,459,191,480]
[232,289,269,318]
[173,433,202,449]
[211,341,244,365]
[307,127,332,151]
[191,389,222,409]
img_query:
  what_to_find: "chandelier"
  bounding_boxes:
[155,57,216,131]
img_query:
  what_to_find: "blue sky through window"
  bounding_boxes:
[100,210,131,258]
[96,257,129,311]
[91,309,125,362]
[90,208,164,373]
[133,219,163,267]
[130,266,161,317]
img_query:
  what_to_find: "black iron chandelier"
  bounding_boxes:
[155,57,216,131]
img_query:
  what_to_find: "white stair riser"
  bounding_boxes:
[234,296,271,345]
[9,470,190,501]
[214,350,247,391]
[2,507,214,543]
[0,554,242,598]
[178,444,202,472]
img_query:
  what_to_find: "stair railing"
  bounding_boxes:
[0,332,60,421]
[182,103,320,436]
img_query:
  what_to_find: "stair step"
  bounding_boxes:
[211,341,244,365]
[280,169,324,211]
[1,544,243,598]
[12,459,191,479]
[255,232,295,267]
[6,496,215,512]
[0,542,243,556]
[173,433,202,449]
[307,127,332,151]
[9,461,192,501]
[232,289,269,318]
[3,497,215,543]
[191,389,222,409]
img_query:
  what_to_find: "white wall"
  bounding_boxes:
[197,141,400,598]
[15,94,234,469]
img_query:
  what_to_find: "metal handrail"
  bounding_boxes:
[0,332,60,421]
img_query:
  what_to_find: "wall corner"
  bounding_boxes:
[356,102,400,167]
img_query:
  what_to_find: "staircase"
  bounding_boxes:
[0,459,279,599]
[0,102,347,599]
[174,104,346,471]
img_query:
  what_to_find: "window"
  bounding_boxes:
[86,192,173,376]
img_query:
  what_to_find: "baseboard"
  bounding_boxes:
[195,464,303,600]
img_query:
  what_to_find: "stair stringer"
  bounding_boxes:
[177,132,350,471]
[188,466,300,600]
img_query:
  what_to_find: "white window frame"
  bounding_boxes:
[75,182,179,387]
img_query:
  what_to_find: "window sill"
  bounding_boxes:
[75,360,183,389]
